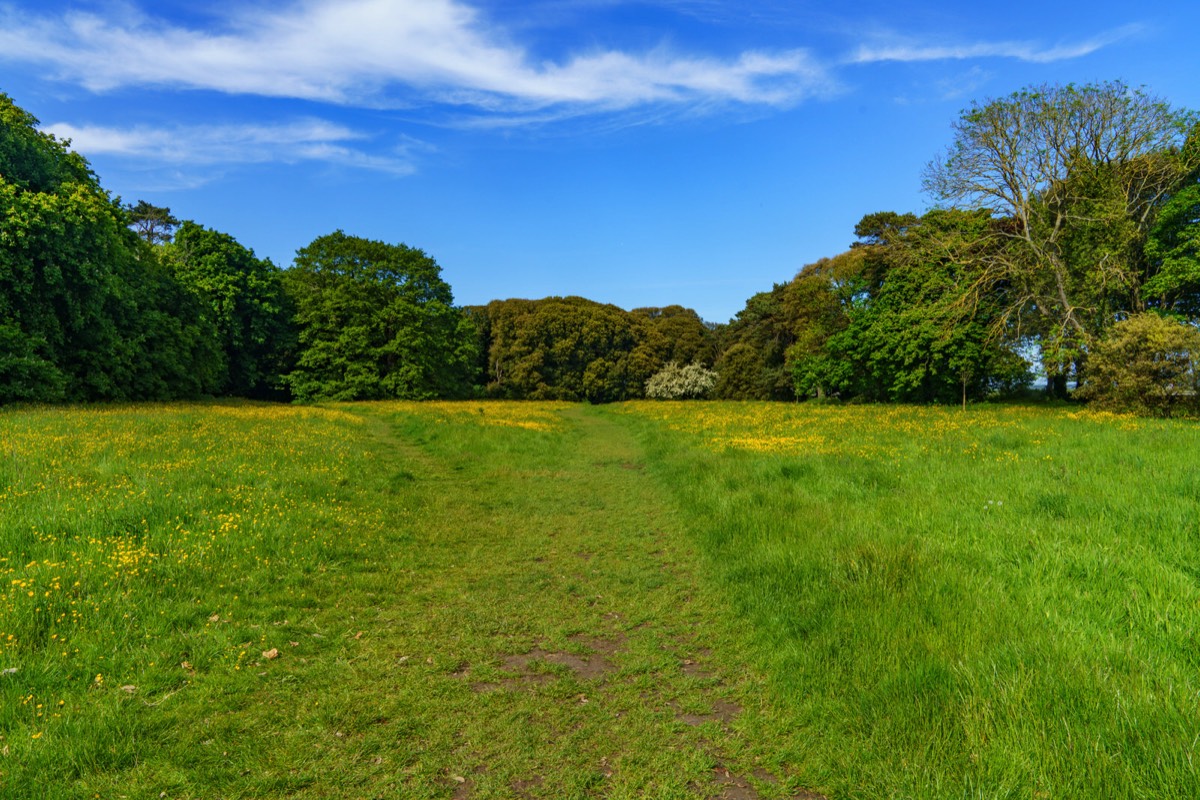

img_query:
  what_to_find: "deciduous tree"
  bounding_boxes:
[1,93,222,402]
[283,231,477,401]
[924,81,1199,393]
[478,296,659,402]
[167,222,294,398]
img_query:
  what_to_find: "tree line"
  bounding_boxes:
[3,81,1199,413]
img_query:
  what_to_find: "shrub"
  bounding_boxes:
[645,362,718,400]
[1078,313,1200,416]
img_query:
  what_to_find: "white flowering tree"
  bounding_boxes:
[645,362,718,399]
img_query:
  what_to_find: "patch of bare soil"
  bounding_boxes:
[501,634,623,682]
[511,775,543,798]
[674,696,742,727]
[681,648,716,679]
[445,764,488,799]
[447,774,472,800]
[456,634,626,692]
[705,765,826,800]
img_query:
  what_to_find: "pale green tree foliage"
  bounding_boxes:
[645,361,718,399]
[924,81,1199,395]
[1077,312,1200,416]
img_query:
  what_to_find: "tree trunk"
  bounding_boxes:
[1047,372,1069,399]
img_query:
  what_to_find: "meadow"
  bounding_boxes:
[1,400,1197,798]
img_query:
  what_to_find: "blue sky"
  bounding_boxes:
[2,1,1198,323]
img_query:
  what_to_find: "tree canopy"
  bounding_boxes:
[126,201,181,246]
[0,93,223,403]
[5,82,1200,414]
[166,221,294,398]
[283,231,477,402]
[788,210,1029,404]
[924,81,1200,393]
[473,297,663,403]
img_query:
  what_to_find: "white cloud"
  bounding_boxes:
[44,119,418,176]
[847,24,1142,65]
[2,2,1141,179]
[0,0,833,111]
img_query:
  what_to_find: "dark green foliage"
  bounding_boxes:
[111,253,227,400]
[1,93,224,403]
[167,222,294,398]
[785,251,864,399]
[477,296,660,402]
[788,210,1030,404]
[713,342,771,399]
[630,305,717,366]
[0,93,94,194]
[1144,175,1200,317]
[715,285,801,400]
[0,322,65,403]
[1077,312,1200,416]
[283,231,477,401]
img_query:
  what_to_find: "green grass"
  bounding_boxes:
[610,401,1200,798]
[1,399,1198,798]
[0,401,779,798]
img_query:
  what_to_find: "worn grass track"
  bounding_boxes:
[345,402,802,799]
[10,399,1197,799]
[1,401,806,799]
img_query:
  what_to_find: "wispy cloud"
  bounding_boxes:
[0,0,833,112]
[846,24,1142,65]
[3,2,1143,181]
[44,119,419,177]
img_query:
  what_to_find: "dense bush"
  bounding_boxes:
[645,361,718,399]
[1,93,223,402]
[1077,313,1200,416]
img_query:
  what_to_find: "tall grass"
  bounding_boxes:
[5,399,1198,798]
[612,401,1200,798]
[0,401,399,796]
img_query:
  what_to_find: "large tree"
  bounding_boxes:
[789,210,1029,404]
[166,221,294,398]
[1,93,223,403]
[924,81,1199,394]
[714,283,803,400]
[125,200,180,245]
[630,305,717,367]
[477,296,660,403]
[283,231,477,402]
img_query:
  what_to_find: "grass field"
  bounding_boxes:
[1,400,1198,798]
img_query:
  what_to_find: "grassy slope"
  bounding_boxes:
[0,401,793,799]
